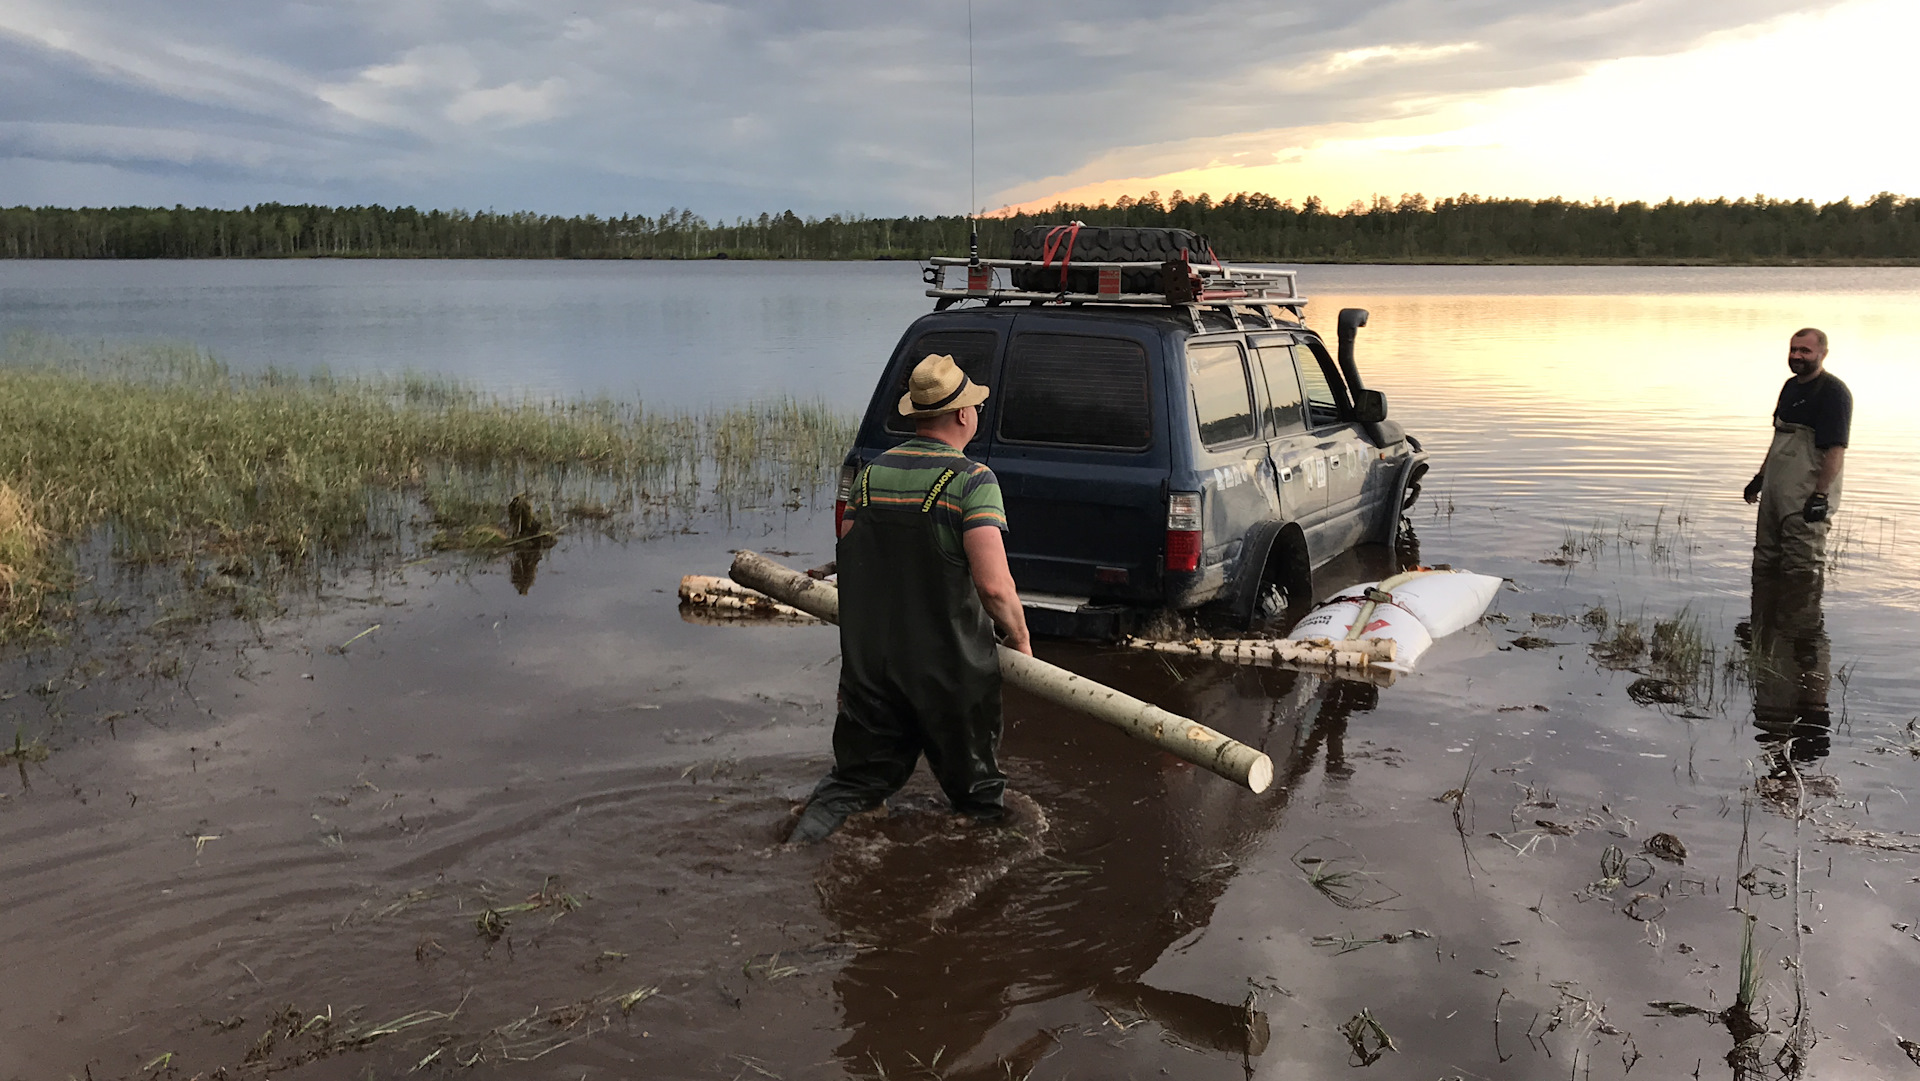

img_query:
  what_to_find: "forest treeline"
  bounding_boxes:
[4,191,1917,263]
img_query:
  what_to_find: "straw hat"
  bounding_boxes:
[897,353,990,418]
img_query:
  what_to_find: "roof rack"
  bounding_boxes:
[924,257,1307,326]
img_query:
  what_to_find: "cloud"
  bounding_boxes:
[1322,41,1481,74]
[317,46,569,132]
[0,0,1857,216]
[1000,0,1920,212]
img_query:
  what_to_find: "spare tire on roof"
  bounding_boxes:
[1009,226,1218,294]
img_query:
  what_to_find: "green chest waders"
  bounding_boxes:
[1747,575,1831,768]
[789,468,1006,843]
[1753,421,1842,577]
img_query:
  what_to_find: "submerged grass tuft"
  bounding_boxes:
[0,332,855,641]
[1585,602,1723,709]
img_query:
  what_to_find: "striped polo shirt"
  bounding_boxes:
[843,437,1007,561]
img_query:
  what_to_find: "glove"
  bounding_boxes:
[1802,492,1829,524]
[1742,472,1765,504]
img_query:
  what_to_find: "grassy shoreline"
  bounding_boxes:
[0,333,854,641]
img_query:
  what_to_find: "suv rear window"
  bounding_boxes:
[884,330,998,434]
[997,333,1151,449]
[1188,341,1256,447]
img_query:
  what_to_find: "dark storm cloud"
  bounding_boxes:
[0,0,1840,215]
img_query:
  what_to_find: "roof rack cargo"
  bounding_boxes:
[923,256,1307,332]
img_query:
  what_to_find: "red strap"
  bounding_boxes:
[1178,241,1223,270]
[1041,223,1081,289]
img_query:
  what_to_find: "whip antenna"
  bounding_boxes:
[966,0,979,272]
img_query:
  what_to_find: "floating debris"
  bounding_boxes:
[1311,929,1432,955]
[1340,1008,1398,1066]
[1644,832,1688,864]
[616,986,659,1013]
[473,878,584,941]
[1626,677,1685,705]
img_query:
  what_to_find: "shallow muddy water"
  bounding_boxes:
[6,263,1920,1079]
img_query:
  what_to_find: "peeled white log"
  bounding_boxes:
[679,574,762,601]
[677,574,816,619]
[1125,635,1395,669]
[730,549,1273,794]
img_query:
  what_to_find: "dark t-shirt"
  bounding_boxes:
[1773,371,1852,449]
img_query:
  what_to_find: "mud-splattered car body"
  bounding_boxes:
[840,298,1427,637]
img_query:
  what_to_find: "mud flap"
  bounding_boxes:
[1380,458,1428,544]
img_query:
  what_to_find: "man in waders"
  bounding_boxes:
[789,354,1033,844]
[1744,328,1851,577]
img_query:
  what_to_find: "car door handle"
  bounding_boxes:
[1279,467,1294,482]
[1329,457,1342,467]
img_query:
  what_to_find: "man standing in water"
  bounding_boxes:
[1744,328,1851,576]
[789,354,1032,844]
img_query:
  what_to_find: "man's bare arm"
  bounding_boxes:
[1815,445,1845,495]
[962,526,1032,656]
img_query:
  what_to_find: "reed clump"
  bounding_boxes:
[0,332,855,641]
[0,480,56,637]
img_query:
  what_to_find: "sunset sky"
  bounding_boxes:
[2,0,1910,217]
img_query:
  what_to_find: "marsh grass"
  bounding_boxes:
[0,332,855,641]
[1650,607,1713,685]
[1584,602,1724,709]
[0,480,57,639]
[1552,503,1697,571]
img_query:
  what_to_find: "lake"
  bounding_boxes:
[3,259,1919,1079]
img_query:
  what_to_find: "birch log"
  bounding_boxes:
[729,549,1273,794]
[678,574,819,620]
[1124,635,1395,670]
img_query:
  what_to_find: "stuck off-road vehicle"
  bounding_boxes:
[837,226,1428,638]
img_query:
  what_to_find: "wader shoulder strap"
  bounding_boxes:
[921,468,959,513]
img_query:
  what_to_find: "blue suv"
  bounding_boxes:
[837,234,1428,638]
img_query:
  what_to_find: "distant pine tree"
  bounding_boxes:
[2,193,1914,263]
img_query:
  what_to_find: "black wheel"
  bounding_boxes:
[1393,515,1422,571]
[1224,529,1311,631]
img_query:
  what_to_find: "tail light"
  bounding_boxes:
[834,462,858,535]
[1166,491,1201,572]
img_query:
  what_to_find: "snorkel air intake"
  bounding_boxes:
[1337,308,1369,393]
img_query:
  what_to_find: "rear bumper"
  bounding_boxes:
[1018,570,1227,641]
[1019,592,1137,641]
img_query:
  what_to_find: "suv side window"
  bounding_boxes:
[997,333,1151,449]
[885,330,998,435]
[1298,348,1347,429]
[1253,344,1306,435]
[1188,341,1256,448]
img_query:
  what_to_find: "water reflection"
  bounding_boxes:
[1743,574,1832,768]
[810,645,1379,1076]
[510,542,547,594]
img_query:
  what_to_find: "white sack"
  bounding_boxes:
[1292,569,1501,671]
